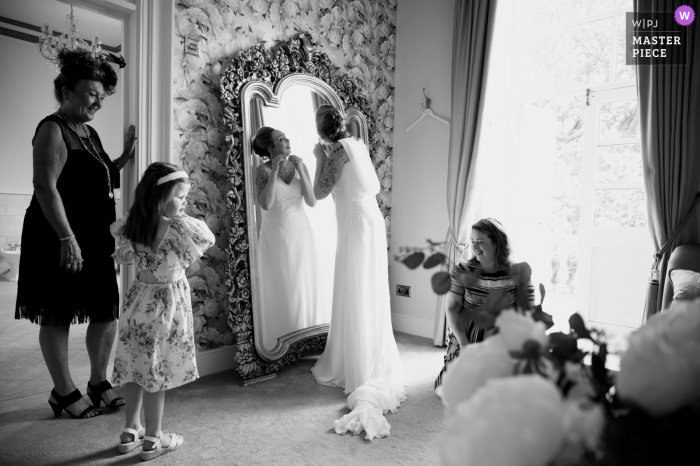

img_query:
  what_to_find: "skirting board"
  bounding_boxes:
[391,313,434,339]
[195,345,238,377]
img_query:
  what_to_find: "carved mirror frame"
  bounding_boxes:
[220,34,377,384]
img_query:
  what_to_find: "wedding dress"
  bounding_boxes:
[311,137,407,441]
[258,169,327,350]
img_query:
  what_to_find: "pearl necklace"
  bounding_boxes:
[58,110,114,199]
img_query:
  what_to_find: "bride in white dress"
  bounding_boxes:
[310,105,407,440]
[253,126,325,350]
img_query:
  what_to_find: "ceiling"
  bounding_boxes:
[0,0,122,49]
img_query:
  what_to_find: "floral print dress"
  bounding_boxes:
[110,215,215,393]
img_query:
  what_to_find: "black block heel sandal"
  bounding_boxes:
[48,389,101,419]
[87,380,125,409]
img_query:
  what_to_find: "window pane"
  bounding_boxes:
[568,0,618,21]
[617,0,633,10]
[616,13,635,80]
[596,144,642,184]
[598,98,639,140]
[594,189,647,228]
[518,3,566,94]
[567,18,613,89]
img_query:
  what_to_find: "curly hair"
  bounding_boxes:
[467,218,512,269]
[315,105,348,143]
[53,49,118,103]
[121,162,189,249]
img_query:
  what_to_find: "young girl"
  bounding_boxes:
[110,162,214,461]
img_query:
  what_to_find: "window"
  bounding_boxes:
[476,0,650,351]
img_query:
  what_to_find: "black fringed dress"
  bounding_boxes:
[15,114,120,326]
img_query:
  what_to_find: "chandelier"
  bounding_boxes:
[37,5,102,69]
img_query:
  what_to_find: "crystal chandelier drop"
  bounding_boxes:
[37,5,102,70]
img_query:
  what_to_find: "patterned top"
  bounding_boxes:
[110,216,215,283]
[449,262,536,312]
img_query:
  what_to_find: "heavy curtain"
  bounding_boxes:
[433,0,496,345]
[637,0,700,319]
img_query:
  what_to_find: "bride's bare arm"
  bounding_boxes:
[289,156,317,207]
[313,142,348,200]
[256,164,277,210]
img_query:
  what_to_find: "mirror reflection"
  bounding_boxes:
[250,86,337,351]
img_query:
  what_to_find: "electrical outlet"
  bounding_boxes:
[396,285,411,297]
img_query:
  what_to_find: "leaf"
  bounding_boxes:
[591,343,609,393]
[531,306,554,329]
[539,283,546,305]
[431,271,451,294]
[401,251,425,269]
[569,313,592,339]
[548,332,583,362]
[423,253,446,269]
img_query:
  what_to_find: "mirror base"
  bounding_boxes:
[240,373,278,387]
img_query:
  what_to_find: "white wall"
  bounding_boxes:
[0,34,124,195]
[390,0,454,339]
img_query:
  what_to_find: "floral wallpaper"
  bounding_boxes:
[173,0,397,351]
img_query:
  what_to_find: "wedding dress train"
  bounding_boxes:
[311,137,407,441]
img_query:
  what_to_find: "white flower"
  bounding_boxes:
[617,297,700,416]
[319,13,333,33]
[379,21,390,37]
[251,0,269,14]
[560,399,605,454]
[437,336,514,413]
[297,0,311,10]
[383,115,393,130]
[386,53,395,69]
[185,139,208,160]
[441,376,564,466]
[375,146,387,162]
[351,29,364,47]
[204,297,221,317]
[319,0,333,9]
[331,5,342,23]
[328,28,341,46]
[205,5,224,32]
[495,309,548,352]
[342,34,351,55]
[282,0,300,18]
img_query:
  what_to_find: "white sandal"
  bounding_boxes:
[118,426,145,454]
[140,433,184,461]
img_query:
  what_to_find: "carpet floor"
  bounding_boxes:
[0,294,447,465]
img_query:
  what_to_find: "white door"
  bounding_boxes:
[576,85,653,332]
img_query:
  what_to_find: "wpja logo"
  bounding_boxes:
[626,6,693,65]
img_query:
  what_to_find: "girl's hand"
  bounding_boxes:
[313,143,327,162]
[288,155,304,171]
[59,237,84,273]
[270,155,286,173]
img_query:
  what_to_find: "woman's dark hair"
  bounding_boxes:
[122,162,188,249]
[467,218,512,268]
[53,49,118,103]
[316,105,348,143]
[252,126,275,160]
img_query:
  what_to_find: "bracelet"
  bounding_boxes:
[59,234,75,242]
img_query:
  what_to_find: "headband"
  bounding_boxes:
[156,171,189,186]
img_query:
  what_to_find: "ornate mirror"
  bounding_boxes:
[221,35,377,384]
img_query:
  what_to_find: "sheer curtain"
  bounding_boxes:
[636,0,700,319]
[433,0,497,345]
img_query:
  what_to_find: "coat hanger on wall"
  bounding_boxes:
[405,88,450,132]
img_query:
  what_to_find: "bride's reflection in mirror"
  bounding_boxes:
[251,87,336,351]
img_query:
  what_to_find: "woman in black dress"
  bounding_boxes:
[15,49,136,419]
